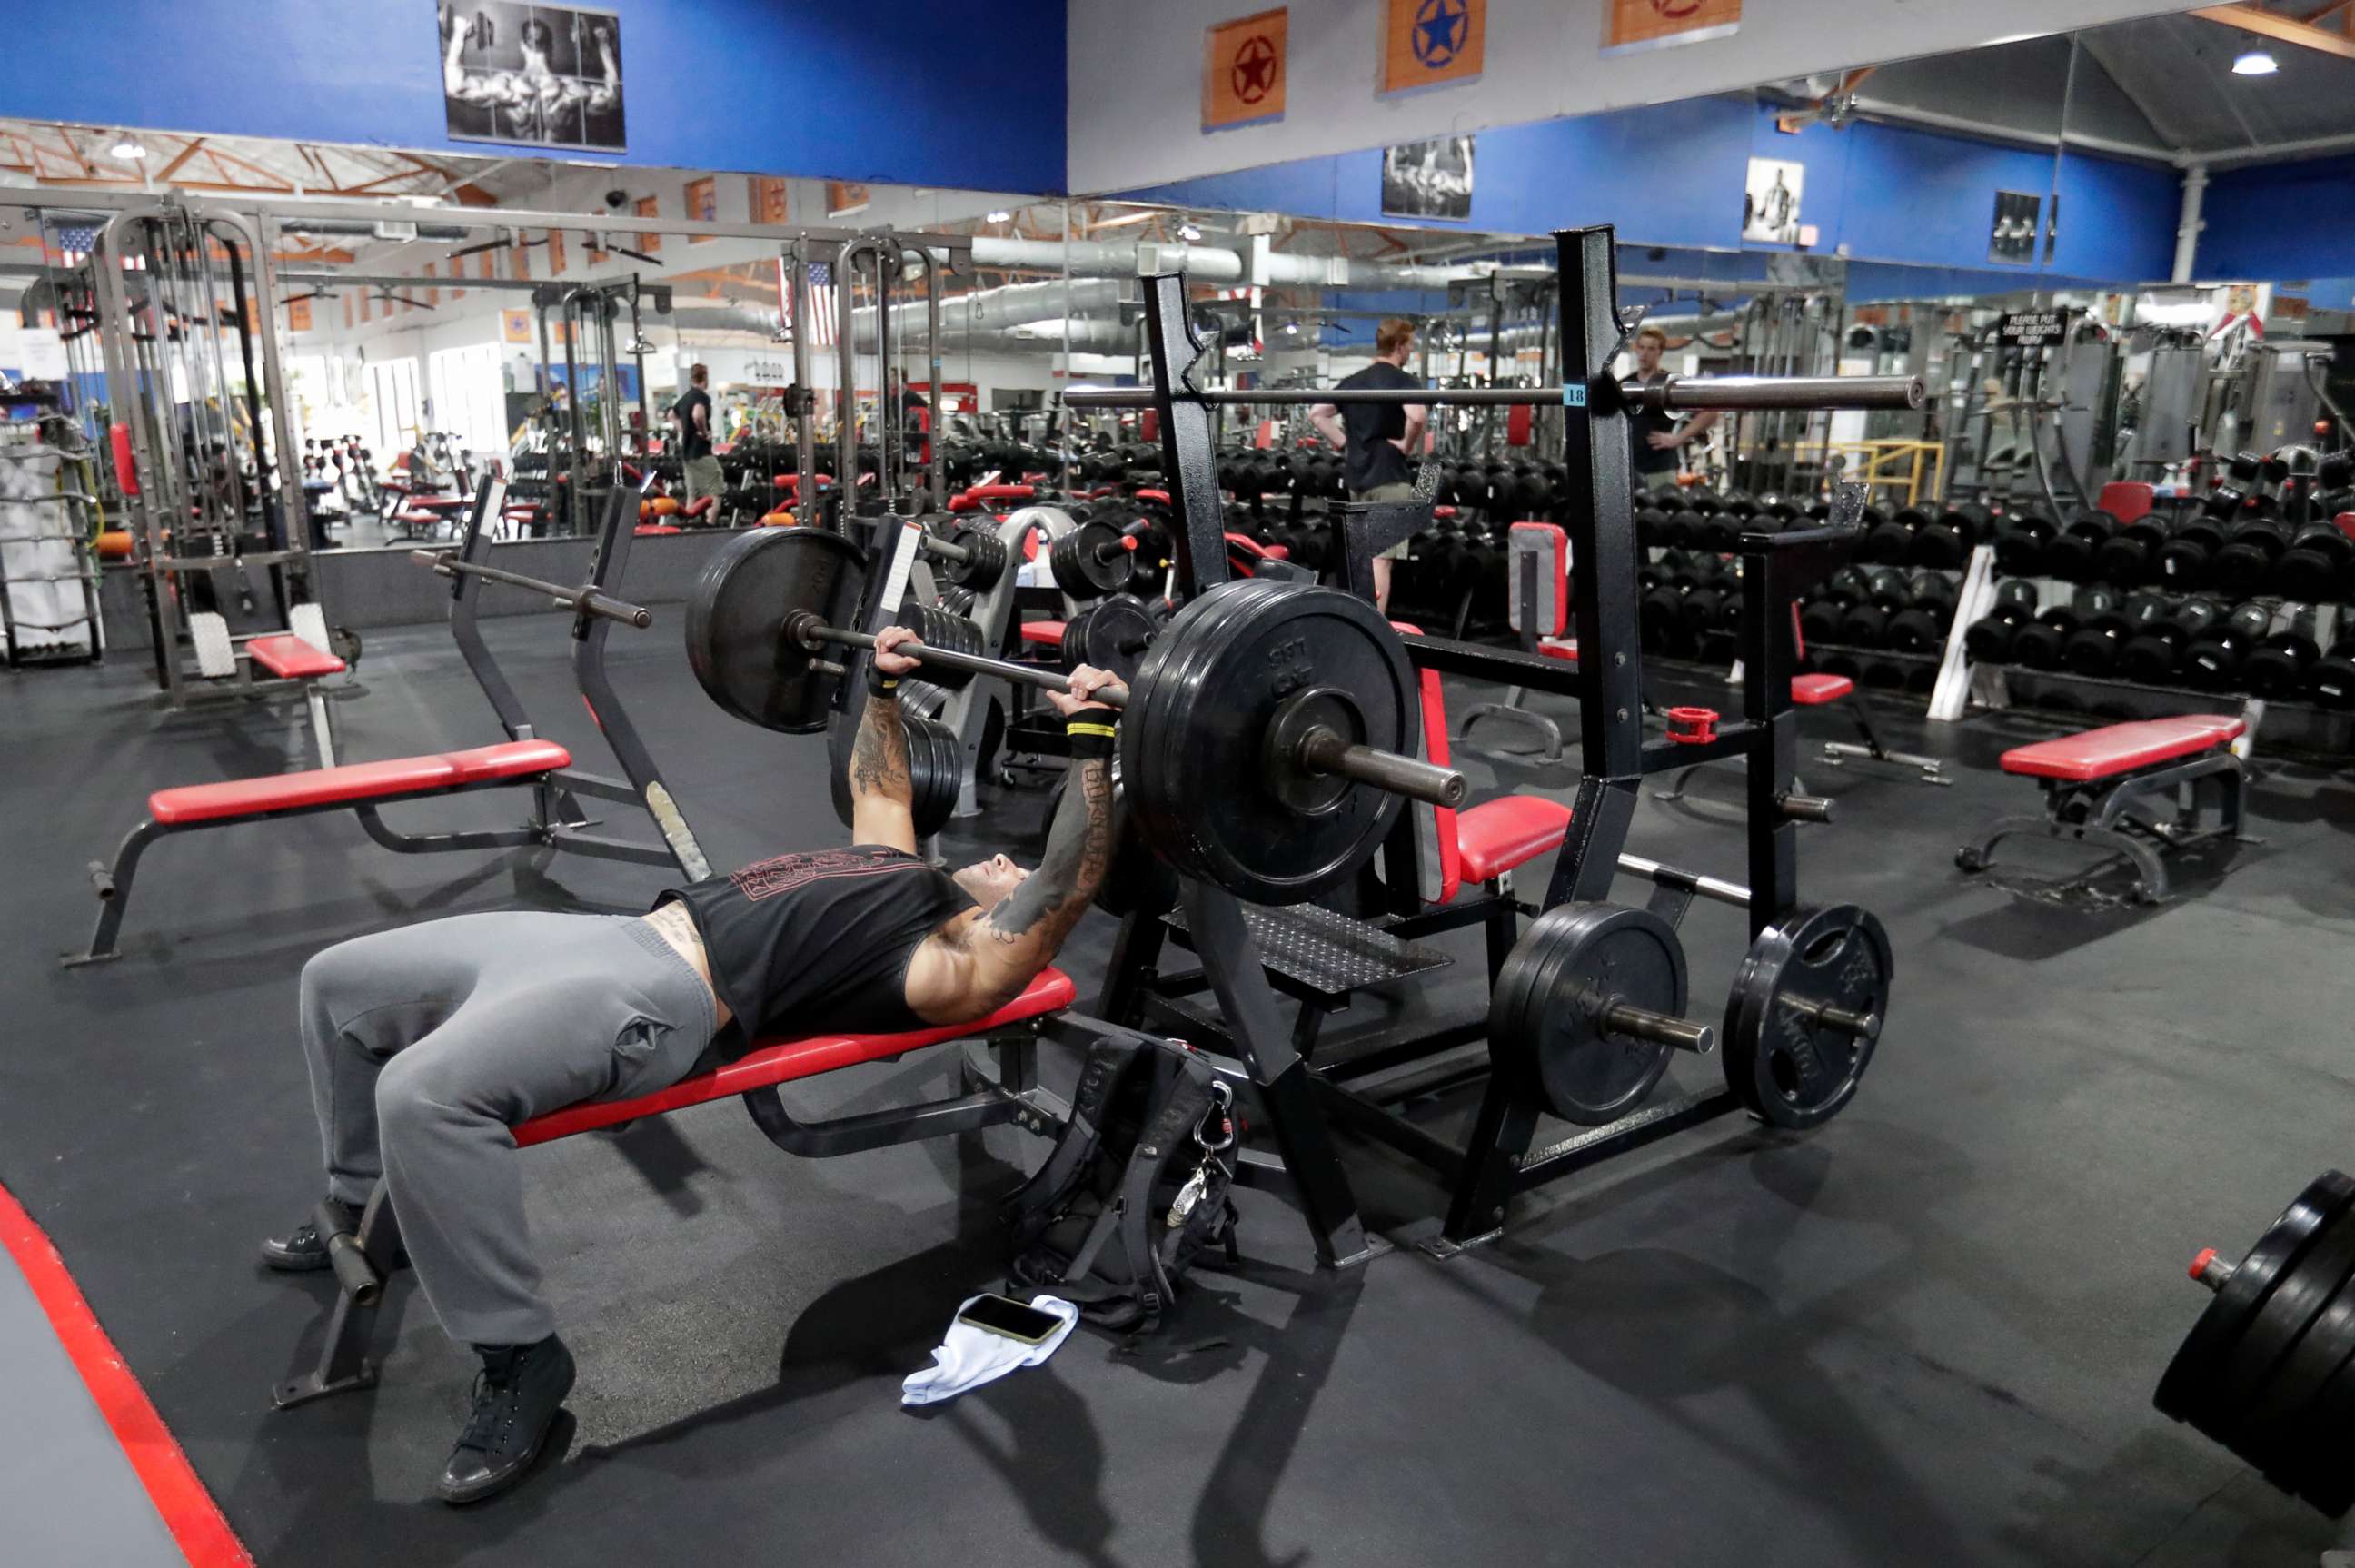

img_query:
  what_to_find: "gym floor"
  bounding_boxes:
[4,614,2351,1565]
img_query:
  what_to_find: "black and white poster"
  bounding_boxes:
[440,3,626,153]
[1381,135,1475,221]
[1742,156,1803,245]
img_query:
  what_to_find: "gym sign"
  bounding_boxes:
[1383,0,1485,94]
[1205,8,1287,130]
[1603,0,1741,55]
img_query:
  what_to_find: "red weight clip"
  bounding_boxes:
[1665,706,1719,745]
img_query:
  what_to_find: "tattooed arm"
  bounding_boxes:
[908,666,1121,1022]
[847,626,921,853]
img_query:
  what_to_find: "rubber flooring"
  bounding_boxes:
[2,615,2351,1565]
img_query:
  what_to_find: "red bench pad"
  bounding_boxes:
[512,967,1078,1146]
[411,496,471,511]
[1793,673,1853,704]
[2000,716,2243,783]
[1455,796,1573,884]
[246,634,345,679]
[1538,637,1578,664]
[147,739,571,826]
[1019,620,1067,647]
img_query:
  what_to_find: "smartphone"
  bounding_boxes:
[957,1293,1063,1345]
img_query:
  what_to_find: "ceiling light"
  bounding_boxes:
[1178,223,1202,242]
[2232,48,2279,75]
[985,209,1012,223]
[111,139,148,161]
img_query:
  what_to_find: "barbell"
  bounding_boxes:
[684,527,1466,904]
[410,549,651,628]
[1060,373,1925,413]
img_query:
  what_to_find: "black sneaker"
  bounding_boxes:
[437,1335,577,1505]
[260,1198,410,1273]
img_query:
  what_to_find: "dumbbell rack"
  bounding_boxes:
[1079,225,1885,1253]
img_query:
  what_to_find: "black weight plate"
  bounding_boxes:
[1123,581,1413,905]
[2289,1314,2355,1515]
[1722,904,1893,1130]
[1066,592,1159,687]
[686,526,866,733]
[1491,903,1684,1126]
[2208,1200,2355,1446]
[2157,1171,2355,1424]
[2238,1237,2355,1498]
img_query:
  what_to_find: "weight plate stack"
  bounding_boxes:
[1490,902,1684,1126]
[1121,581,1416,906]
[1722,904,1893,1129]
[686,527,867,733]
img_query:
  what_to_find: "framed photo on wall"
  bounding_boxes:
[1381,135,1474,221]
[441,3,627,153]
[1742,157,1803,245]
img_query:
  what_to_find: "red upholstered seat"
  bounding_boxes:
[1793,672,1853,704]
[392,511,441,528]
[1019,620,1067,647]
[412,496,470,511]
[634,523,682,536]
[1538,637,1578,663]
[1226,532,1287,560]
[2000,716,2243,783]
[2096,481,2155,525]
[1454,796,1573,884]
[512,967,1078,1146]
[681,497,717,520]
[246,634,345,679]
[148,740,571,826]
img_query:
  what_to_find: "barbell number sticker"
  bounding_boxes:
[1562,384,1587,408]
[879,522,922,614]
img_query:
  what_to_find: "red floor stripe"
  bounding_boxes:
[0,1182,252,1568]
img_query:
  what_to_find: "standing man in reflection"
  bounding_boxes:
[1626,326,1720,495]
[1311,317,1427,611]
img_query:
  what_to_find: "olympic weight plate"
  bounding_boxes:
[2157,1171,2355,1434]
[1722,904,1893,1129]
[1122,581,1416,906]
[2231,1226,2355,1511]
[686,526,867,732]
[1490,902,1684,1126]
[2206,1194,2355,1449]
[1064,592,1159,687]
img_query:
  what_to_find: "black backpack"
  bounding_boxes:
[1005,1034,1239,1334]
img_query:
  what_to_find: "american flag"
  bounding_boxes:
[52,223,144,269]
[777,258,838,348]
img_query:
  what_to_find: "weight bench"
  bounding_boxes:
[276,968,1083,1408]
[1456,521,1576,761]
[1955,714,2251,902]
[68,739,574,966]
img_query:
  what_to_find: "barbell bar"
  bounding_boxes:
[409,549,652,629]
[1062,373,1924,413]
[783,610,1468,810]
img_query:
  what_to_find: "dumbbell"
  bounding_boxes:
[1639,552,1703,656]
[2181,601,2274,689]
[1962,580,2041,662]
[1678,556,1735,640]
[1911,502,1986,570]
[1801,565,1873,648]
[2117,597,2222,684]
[1884,573,1960,653]
[1992,509,2058,576]
[1718,491,1758,520]
[2043,511,2120,581]
[2011,586,2115,670]
[2310,637,2355,707]
[2242,621,2321,698]
[2095,508,2174,587]
[1834,569,1913,647]
[1663,506,1704,549]
[2271,516,2355,600]
[2210,513,2294,597]
[2155,512,2230,590]
[1635,505,1669,549]
[1757,495,1804,525]
[1860,655,1910,690]
[2062,591,2171,675]
[1860,507,1921,565]
[1698,504,1744,551]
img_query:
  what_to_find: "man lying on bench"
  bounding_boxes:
[261,628,1121,1505]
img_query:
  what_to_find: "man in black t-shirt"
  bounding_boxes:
[259,630,1120,1504]
[1310,316,1427,609]
[669,363,721,507]
[1626,326,1720,495]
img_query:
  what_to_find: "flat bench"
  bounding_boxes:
[68,739,574,966]
[279,967,1088,1408]
[1957,715,2249,902]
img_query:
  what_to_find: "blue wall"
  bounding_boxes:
[1118,97,2180,286]
[0,1,1065,194]
[2201,155,2355,281]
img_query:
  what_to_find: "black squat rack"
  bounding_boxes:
[1065,224,1919,1251]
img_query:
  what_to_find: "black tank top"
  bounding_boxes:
[660,846,973,1057]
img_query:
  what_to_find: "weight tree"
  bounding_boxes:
[1066,224,1918,1248]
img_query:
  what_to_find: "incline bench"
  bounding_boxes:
[277,968,1088,1407]
[1955,714,2250,902]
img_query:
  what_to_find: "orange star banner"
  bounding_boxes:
[286,296,311,332]
[1205,8,1287,130]
[1603,0,1740,54]
[1384,0,1485,94]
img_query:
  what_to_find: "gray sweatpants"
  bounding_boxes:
[299,912,717,1346]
